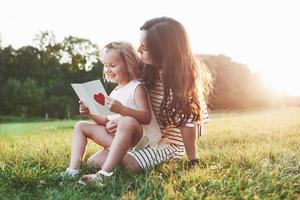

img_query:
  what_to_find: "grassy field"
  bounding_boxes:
[0,108,299,199]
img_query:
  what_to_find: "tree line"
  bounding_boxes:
[0,32,115,119]
[201,55,300,109]
[0,32,298,119]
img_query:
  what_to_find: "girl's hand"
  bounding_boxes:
[106,97,125,114]
[79,101,90,115]
[105,120,117,135]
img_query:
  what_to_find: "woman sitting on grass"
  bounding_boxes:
[77,17,212,184]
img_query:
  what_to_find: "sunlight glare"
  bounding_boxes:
[262,71,299,96]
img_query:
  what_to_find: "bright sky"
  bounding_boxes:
[1,0,299,96]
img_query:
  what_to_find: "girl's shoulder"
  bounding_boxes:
[130,79,146,89]
[130,80,149,94]
[131,79,142,85]
[119,80,144,94]
[111,80,142,95]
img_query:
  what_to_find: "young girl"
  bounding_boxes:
[63,41,160,183]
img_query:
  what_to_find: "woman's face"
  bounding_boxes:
[138,30,153,65]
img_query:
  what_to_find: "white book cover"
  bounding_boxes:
[71,79,115,116]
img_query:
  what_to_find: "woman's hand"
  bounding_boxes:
[79,101,90,115]
[105,120,117,135]
[106,97,125,114]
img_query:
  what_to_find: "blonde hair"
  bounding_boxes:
[102,41,141,81]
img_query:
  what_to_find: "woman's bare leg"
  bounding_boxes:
[87,149,142,173]
[122,154,142,173]
[101,116,143,172]
[69,121,114,169]
[87,149,109,168]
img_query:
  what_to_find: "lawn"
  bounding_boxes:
[0,108,299,199]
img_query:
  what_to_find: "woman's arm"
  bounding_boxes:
[107,85,151,124]
[182,97,209,163]
[180,125,198,161]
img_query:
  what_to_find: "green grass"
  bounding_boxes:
[0,108,299,199]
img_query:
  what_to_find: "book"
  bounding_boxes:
[71,79,115,116]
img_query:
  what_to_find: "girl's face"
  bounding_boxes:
[138,30,153,65]
[103,49,130,85]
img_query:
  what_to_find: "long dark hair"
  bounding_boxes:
[140,17,212,127]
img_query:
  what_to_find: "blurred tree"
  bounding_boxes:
[2,32,296,118]
[202,54,264,109]
[1,78,45,117]
[0,33,106,118]
[33,31,57,51]
[59,36,100,71]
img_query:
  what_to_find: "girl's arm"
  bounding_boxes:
[107,85,151,124]
[79,101,108,125]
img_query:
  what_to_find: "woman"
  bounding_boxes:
[77,17,212,183]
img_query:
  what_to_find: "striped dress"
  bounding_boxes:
[127,73,209,169]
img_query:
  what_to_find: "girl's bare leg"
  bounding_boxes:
[101,116,143,172]
[69,121,114,169]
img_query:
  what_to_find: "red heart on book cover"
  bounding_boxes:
[94,93,105,106]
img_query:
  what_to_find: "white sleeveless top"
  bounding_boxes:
[106,80,161,149]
